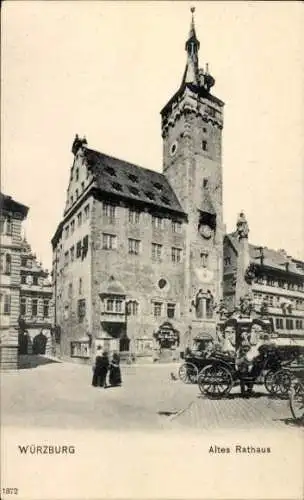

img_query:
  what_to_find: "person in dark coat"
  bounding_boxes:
[109,352,122,387]
[92,348,110,388]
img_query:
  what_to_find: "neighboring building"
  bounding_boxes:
[223,213,304,342]
[0,193,29,369]
[18,239,53,356]
[51,11,225,363]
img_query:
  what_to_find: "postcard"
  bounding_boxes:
[1,1,303,499]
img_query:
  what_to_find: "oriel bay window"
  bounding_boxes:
[106,298,123,313]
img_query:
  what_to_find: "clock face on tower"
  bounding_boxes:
[199,224,213,239]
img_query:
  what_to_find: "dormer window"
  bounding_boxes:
[128,174,138,183]
[160,195,170,205]
[153,182,163,191]
[129,186,139,196]
[105,166,116,176]
[145,191,155,201]
[112,182,123,192]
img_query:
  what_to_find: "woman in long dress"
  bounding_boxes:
[92,349,109,388]
[109,352,122,387]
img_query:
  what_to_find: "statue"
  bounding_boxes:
[236,211,249,239]
[244,263,257,284]
[216,300,229,320]
[239,294,253,317]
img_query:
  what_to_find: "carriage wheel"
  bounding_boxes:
[265,369,292,397]
[289,378,304,421]
[178,363,199,384]
[198,364,233,398]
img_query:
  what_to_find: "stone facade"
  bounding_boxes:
[51,13,225,363]
[19,239,53,356]
[0,193,29,369]
[223,214,304,342]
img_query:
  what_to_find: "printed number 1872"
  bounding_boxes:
[2,488,18,495]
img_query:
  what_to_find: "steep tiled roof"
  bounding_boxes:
[0,192,29,219]
[84,148,185,215]
[226,232,304,277]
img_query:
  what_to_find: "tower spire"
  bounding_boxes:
[182,7,200,86]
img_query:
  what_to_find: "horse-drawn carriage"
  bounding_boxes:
[179,316,304,399]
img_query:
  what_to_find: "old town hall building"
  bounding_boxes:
[51,11,225,362]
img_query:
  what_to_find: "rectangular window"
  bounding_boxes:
[82,235,89,258]
[167,303,176,319]
[20,297,26,316]
[275,318,284,329]
[76,240,82,258]
[128,238,140,255]
[70,220,75,234]
[65,226,69,239]
[33,276,38,285]
[152,216,163,229]
[84,204,90,220]
[127,300,139,316]
[102,233,117,250]
[77,299,86,322]
[70,246,75,262]
[171,247,182,263]
[75,168,79,181]
[21,274,26,284]
[224,257,231,265]
[68,282,73,299]
[171,220,182,233]
[43,299,49,318]
[201,252,208,268]
[0,217,4,233]
[64,251,69,265]
[286,319,294,330]
[129,208,140,224]
[32,299,38,317]
[153,302,162,317]
[152,243,162,261]
[21,257,27,267]
[4,294,11,314]
[77,212,82,227]
[81,181,85,192]
[75,189,79,199]
[6,217,12,235]
[103,203,116,223]
[79,278,82,295]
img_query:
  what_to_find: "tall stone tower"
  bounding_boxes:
[161,8,224,335]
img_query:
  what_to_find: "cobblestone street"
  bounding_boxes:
[1,357,300,431]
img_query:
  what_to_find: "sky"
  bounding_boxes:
[2,1,304,270]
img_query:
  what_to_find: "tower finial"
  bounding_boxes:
[182,6,200,86]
